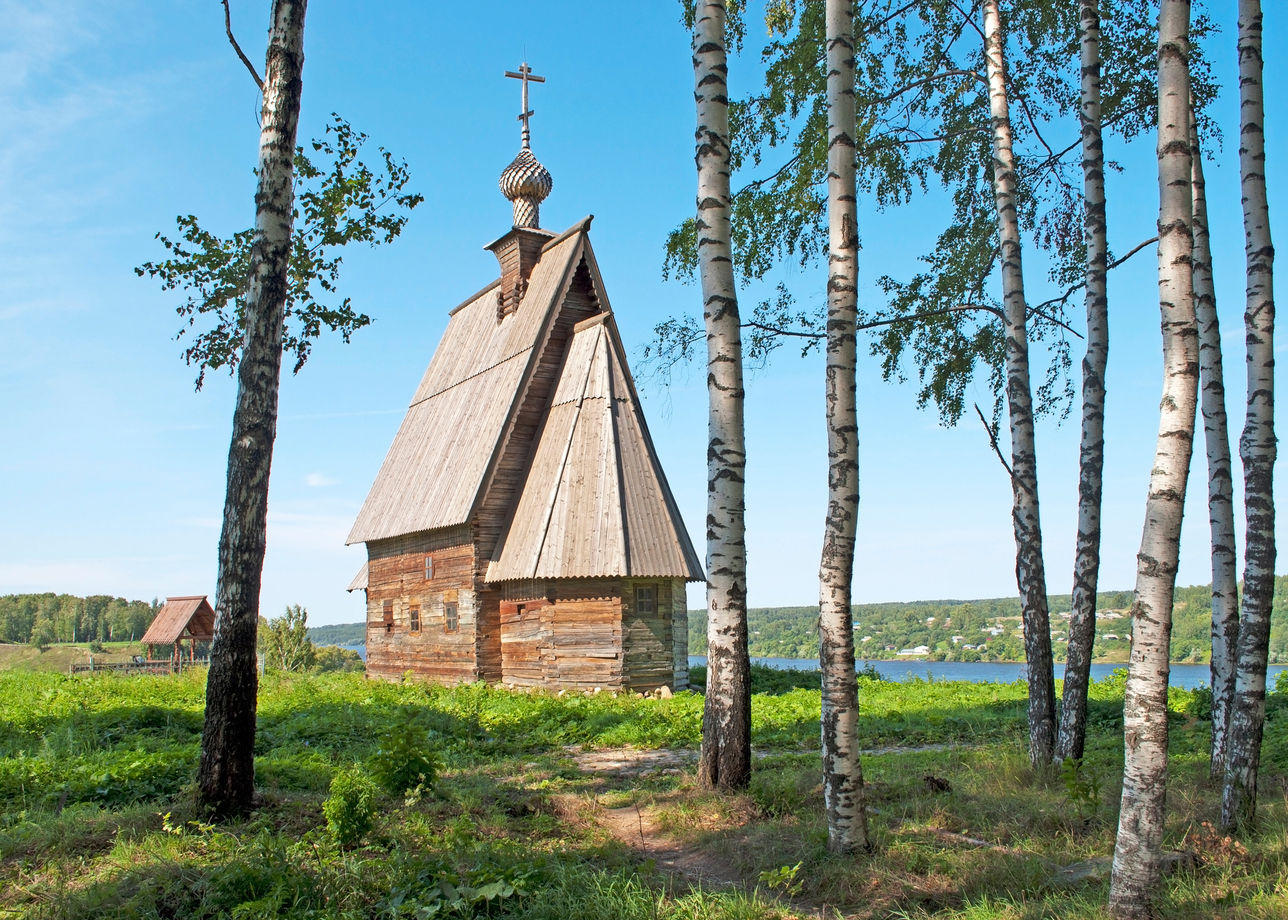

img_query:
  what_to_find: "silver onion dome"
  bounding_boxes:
[499,148,553,229]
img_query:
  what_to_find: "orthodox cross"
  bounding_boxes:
[504,62,545,148]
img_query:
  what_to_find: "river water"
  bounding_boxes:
[688,656,1288,691]
[340,644,1284,690]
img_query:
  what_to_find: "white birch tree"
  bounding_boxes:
[197,0,308,818]
[1056,0,1110,766]
[692,0,752,793]
[1188,101,1240,782]
[1108,1,1196,913]
[982,0,1057,769]
[1222,0,1277,833]
[818,0,870,854]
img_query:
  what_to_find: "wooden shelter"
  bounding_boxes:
[140,595,215,670]
[348,86,702,690]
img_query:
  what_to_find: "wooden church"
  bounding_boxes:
[347,65,703,691]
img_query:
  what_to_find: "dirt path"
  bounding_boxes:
[593,799,747,890]
[566,745,749,891]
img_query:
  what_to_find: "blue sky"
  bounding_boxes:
[1,0,1284,627]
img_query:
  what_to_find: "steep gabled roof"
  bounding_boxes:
[347,225,587,544]
[141,595,215,645]
[486,313,704,582]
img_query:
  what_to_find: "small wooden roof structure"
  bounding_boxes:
[140,595,216,645]
[347,217,702,583]
[346,562,368,593]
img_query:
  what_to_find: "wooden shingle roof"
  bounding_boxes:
[140,595,215,645]
[349,217,702,584]
[347,227,586,544]
[486,313,703,582]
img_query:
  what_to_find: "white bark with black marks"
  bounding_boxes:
[196,0,307,819]
[1108,3,1195,915]
[1188,105,1239,782]
[982,0,1056,769]
[818,0,870,855]
[693,0,751,793]
[1057,0,1108,767]
[1223,0,1276,833]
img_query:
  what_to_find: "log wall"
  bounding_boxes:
[671,579,690,691]
[366,534,689,691]
[365,532,478,682]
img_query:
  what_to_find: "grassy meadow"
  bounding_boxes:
[2,665,1287,918]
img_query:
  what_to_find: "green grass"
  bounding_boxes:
[1,668,1286,919]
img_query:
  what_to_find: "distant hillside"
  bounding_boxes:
[688,577,1288,664]
[0,593,158,645]
[308,622,366,647]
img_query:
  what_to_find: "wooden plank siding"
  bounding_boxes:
[365,535,479,682]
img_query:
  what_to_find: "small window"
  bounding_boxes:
[444,602,459,632]
[409,604,420,632]
[635,586,657,617]
[424,555,434,580]
[382,599,394,633]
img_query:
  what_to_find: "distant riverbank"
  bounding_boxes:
[688,656,1288,690]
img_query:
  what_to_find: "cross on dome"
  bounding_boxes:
[498,61,553,229]
[504,62,545,149]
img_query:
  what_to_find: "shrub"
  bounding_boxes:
[323,766,378,846]
[369,711,440,795]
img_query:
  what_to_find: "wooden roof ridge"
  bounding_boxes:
[541,215,594,253]
[140,595,215,645]
[447,278,501,317]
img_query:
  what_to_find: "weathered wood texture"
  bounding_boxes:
[365,536,477,682]
[495,578,681,691]
[347,231,586,543]
[489,316,701,583]
[672,581,690,691]
[475,250,600,570]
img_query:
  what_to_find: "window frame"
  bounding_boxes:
[424,555,434,580]
[409,603,420,633]
[444,601,459,633]
[635,585,657,617]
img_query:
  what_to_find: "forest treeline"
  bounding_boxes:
[305,622,366,647]
[0,593,159,645]
[689,577,1288,664]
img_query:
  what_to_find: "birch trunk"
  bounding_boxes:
[818,0,870,854]
[982,0,1056,769]
[1222,0,1276,832]
[693,0,751,792]
[196,0,307,818]
[1108,3,1195,914]
[1056,0,1108,766]
[1189,106,1240,782]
